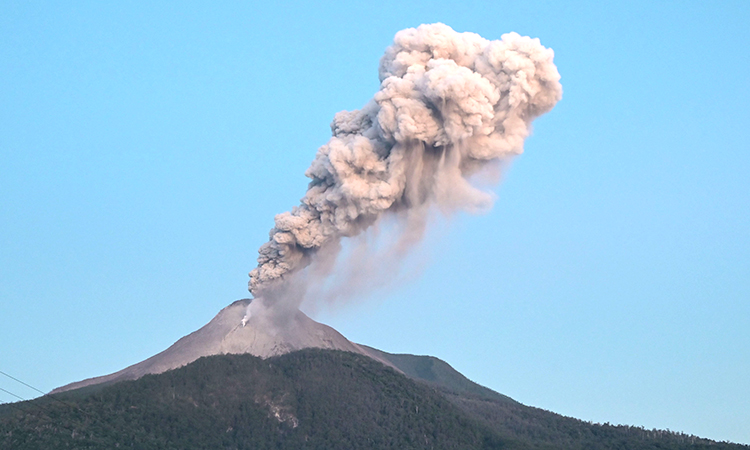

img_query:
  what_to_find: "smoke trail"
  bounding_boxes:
[248,23,561,312]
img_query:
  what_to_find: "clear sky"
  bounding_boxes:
[1,0,748,444]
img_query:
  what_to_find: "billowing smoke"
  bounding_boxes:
[247,23,561,318]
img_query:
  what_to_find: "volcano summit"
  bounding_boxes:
[52,299,393,394]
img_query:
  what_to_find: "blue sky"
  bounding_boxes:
[1,0,749,444]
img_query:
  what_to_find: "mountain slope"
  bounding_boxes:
[50,299,516,404]
[52,299,394,393]
[11,299,747,449]
[1,350,517,450]
[361,345,516,403]
[2,350,747,450]
[359,348,748,449]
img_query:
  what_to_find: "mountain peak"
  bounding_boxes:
[52,299,391,393]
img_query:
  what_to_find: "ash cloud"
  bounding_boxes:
[247,23,561,317]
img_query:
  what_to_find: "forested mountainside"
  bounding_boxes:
[1,350,746,450]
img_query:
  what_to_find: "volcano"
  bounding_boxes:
[52,299,394,394]
[7,301,747,449]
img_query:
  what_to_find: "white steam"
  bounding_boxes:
[247,23,561,315]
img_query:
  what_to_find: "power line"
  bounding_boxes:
[0,382,65,416]
[0,367,164,446]
[0,386,26,402]
[0,370,46,396]
[0,370,81,412]
[0,396,30,416]
[0,385,60,419]
[0,370,112,446]
[0,386,52,417]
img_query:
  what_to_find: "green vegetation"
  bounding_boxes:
[0,350,515,449]
[443,389,744,450]
[0,349,746,449]
[366,347,747,450]
[361,345,516,403]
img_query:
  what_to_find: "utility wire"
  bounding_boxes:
[0,383,63,415]
[0,386,26,402]
[0,370,47,396]
[0,370,112,446]
[0,370,82,412]
[0,385,60,418]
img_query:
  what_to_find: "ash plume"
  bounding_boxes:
[248,23,561,314]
